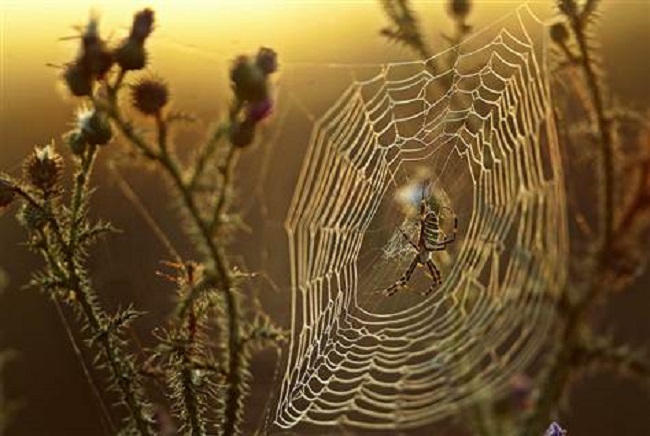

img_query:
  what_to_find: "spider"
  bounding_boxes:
[383,194,458,297]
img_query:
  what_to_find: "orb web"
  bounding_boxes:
[274,6,567,431]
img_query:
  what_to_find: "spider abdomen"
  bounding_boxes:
[422,212,441,251]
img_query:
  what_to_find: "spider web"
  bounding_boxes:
[272,5,568,431]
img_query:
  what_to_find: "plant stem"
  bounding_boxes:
[189,125,227,192]
[571,18,614,253]
[68,144,97,251]
[211,144,238,233]
[107,93,245,433]
[66,151,154,434]
[152,117,244,436]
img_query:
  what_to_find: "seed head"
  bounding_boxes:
[63,61,94,97]
[17,202,48,231]
[76,106,113,145]
[114,38,148,71]
[0,178,16,212]
[558,0,579,18]
[24,142,64,192]
[447,0,472,21]
[66,130,87,156]
[550,22,569,46]
[229,118,256,148]
[130,9,155,43]
[255,47,278,76]
[230,55,268,103]
[79,14,113,79]
[131,76,169,116]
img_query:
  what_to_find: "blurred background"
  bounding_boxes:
[0,1,648,434]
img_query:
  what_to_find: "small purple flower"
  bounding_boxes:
[545,421,567,436]
[247,99,273,123]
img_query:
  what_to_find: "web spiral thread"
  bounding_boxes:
[275,6,567,431]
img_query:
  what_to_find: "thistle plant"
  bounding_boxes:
[0,8,282,435]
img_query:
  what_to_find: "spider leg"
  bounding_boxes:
[383,256,419,296]
[423,259,443,296]
[436,216,458,245]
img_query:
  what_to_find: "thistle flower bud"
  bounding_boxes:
[230,56,268,103]
[255,47,278,76]
[114,38,148,71]
[131,76,169,116]
[246,99,273,123]
[17,202,48,231]
[447,0,472,21]
[558,0,578,18]
[24,143,64,192]
[65,130,87,156]
[229,118,256,148]
[0,178,15,211]
[550,22,569,46]
[78,14,113,79]
[77,106,113,146]
[130,9,155,43]
[63,61,94,97]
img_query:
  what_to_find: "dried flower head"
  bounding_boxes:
[131,76,169,116]
[16,202,48,231]
[255,47,278,76]
[550,22,569,46]
[24,142,64,192]
[230,55,268,103]
[63,61,94,97]
[0,178,16,211]
[76,106,113,146]
[229,118,256,148]
[558,0,579,18]
[114,38,148,71]
[447,0,472,21]
[65,130,87,156]
[79,14,113,79]
[130,9,155,43]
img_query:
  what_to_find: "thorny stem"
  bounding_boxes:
[180,305,203,436]
[65,145,153,434]
[574,340,650,384]
[189,125,227,192]
[68,144,98,252]
[211,144,239,234]
[106,85,245,433]
[175,265,204,435]
[36,208,153,434]
[571,17,615,254]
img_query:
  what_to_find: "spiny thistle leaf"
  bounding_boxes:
[576,336,650,386]
[77,219,120,247]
